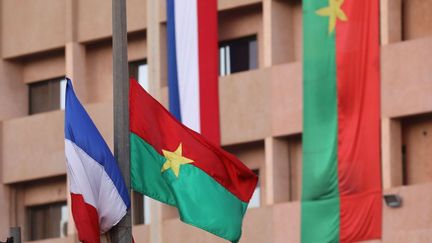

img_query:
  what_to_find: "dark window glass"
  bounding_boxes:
[132,191,145,225]
[27,202,68,241]
[132,191,151,225]
[219,36,258,76]
[29,78,66,115]
[402,145,408,185]
[129,60,148,90]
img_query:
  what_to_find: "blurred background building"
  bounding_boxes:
[0,0,431,242]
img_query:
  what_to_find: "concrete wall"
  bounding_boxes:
[1,102,113,184]
[402,0,432,40]
[220,69,271,145]
[381,37,432,118]
[271,63,302,136]
[0,124,9,238]
[22,52,65,84]
[0,61,27,120]
[382,183,432,242]
[1,0,66,58]
[84,34,147,104]
[85,41,114,103]
[77,0,147,42]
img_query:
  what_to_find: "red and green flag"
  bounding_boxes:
[129,79,258,243]
[302,0,382,242]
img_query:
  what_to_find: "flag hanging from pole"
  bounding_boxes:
[130,78,257,243]
[64,79,130,243]
[301,0,382,242]
[167,0,220,145]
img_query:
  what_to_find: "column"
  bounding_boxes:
[381,117,403,189]
[147,0,163,243]
[262,0,295,67]
[264,137,290,205]
[380,0,402,45]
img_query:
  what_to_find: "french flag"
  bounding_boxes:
[167,0,220,145]
[64,79,130,243]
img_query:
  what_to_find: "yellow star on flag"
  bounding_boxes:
[316,0,348,34]
[161,143,194,178]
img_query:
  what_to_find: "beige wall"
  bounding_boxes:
[2,110,66,184]
[22,51,65,84]
[263,0,302,65]
[402,0,432,40]
[224,141,265,170]
[1,0,66,58]
[381,37,432,118]
[77,0,147,43]
[0,127,9,238]
[381,118,403,189]
[0,61,27,120]
[84,34,147,104]
[1,102,113,184]
[382,183,432,242]
[219,69,271,145]
[85,41,114,103]
[271,63,302,136]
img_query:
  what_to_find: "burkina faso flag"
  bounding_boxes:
[129,79,258,243]
[301,0,382,242]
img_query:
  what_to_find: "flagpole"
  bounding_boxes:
[147,0,163,242]
[110,0,132,242]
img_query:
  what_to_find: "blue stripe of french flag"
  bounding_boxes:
[64,79,130,242]
[167,0,220,145]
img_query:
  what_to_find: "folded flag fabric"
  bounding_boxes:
[130,78,258,243]
[64,79,130,243]
[301,0,382,242]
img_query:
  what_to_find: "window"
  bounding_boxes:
[219,36,258,76]
[29,77,66,115]
[129,60,148,91]
[248,169,260,208]
[132,191,151,225]
[27,202,68,241]
[401,113,432,185]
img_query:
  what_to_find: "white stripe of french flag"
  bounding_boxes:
[64,79,130,243]
[167,0,220,145]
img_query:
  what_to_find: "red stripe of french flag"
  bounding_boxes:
[197,0,220,145]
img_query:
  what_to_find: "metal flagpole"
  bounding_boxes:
[147,0,163,242]
[110,0,132,242]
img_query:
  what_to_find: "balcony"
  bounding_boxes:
[2,37,431,183]
[1,102,113,184]
[381,36,432,118]
[220,62,302,145]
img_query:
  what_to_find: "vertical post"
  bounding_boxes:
[10,227,21,243]
[110,0,131,242]
[147,1,163,243]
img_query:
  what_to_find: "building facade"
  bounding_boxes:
[0,0,432,242]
